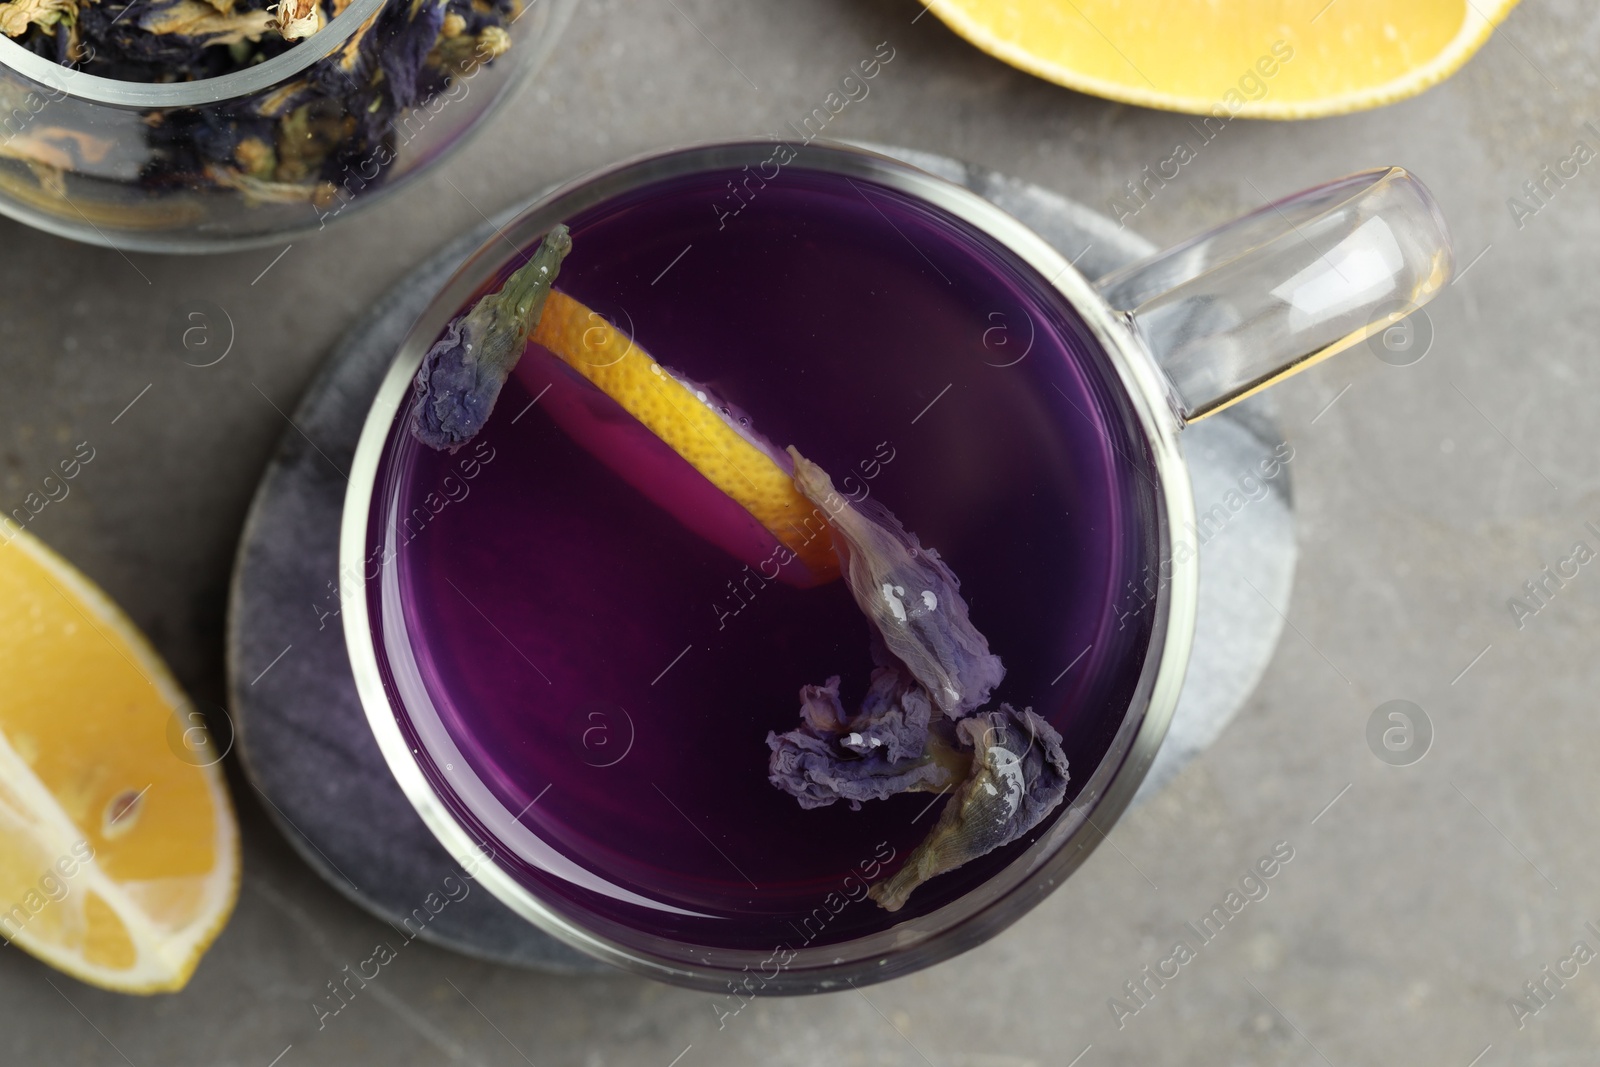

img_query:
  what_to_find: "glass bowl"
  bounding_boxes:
[0,0,575,252]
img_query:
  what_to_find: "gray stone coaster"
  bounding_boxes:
[226,217,606,973]
[225,145,1295,970]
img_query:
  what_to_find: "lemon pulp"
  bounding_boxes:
[0,524,238,993]
[923,0,1519,118]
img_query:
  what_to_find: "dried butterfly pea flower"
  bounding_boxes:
[765,642,972,810]
[2,0,519,204]
[131,0,276,53]
[868,706,1069,912]
[410,223,572,451]
[431,20,505,74]
[376,0,445,108]
[271,0,319,40]
[768,449,1069,909]
[70,0,279,74]
[0,0,73,39]
[789,449,1005,718]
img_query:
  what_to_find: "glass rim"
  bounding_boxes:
[0,0,387,108]
[339,138,1201,993]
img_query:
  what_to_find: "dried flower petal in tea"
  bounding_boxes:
[411,223,572,452]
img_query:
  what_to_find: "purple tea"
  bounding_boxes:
[369,162,1159,952]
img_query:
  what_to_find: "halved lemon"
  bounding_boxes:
[922,0,1521,118]
[0,523,238,993]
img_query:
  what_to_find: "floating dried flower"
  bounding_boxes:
[410,223,572,451]
[768,451,1069,909]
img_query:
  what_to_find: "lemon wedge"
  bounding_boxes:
[922,0,1520,118]
[531,288,840,582]
[0,523,238,993]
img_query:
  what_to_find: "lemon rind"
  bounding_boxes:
[922,0,1520,120]
[0,522,240,994]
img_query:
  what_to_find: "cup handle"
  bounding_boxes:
[1094,168,1454,423]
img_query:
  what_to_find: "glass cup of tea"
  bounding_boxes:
[340,140,1452,993]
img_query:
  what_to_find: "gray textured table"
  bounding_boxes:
[2,0,1596,1064]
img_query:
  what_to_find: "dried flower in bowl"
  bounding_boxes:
[0,0,536,243]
